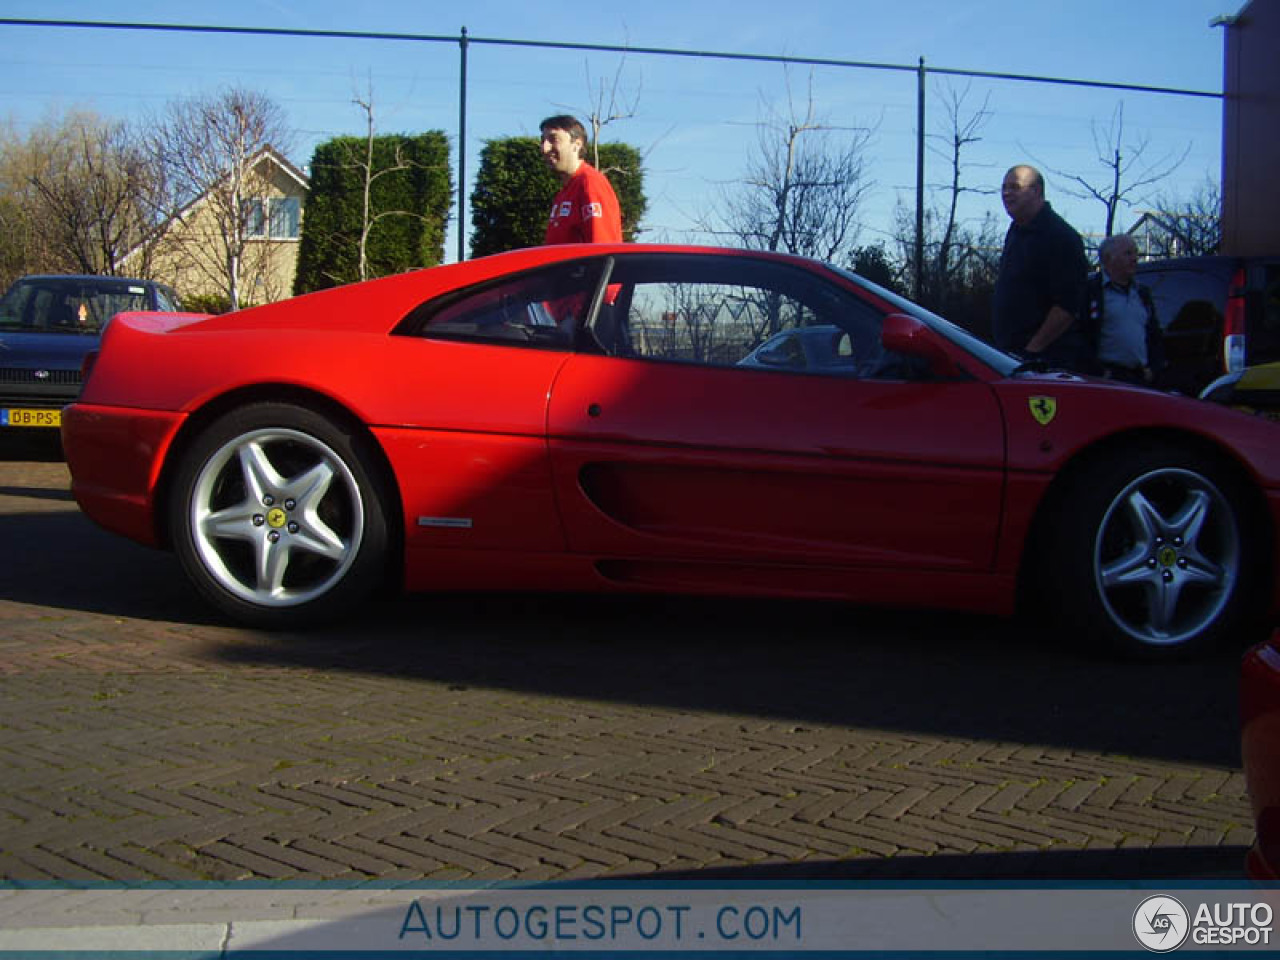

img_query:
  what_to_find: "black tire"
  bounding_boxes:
[1043,442,1261,659]
[168,402,392,628]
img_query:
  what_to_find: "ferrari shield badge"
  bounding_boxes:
[1029,395,1057,426]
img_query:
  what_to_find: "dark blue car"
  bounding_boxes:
[0,274,181,430]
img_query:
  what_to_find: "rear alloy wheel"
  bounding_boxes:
[1048,447,1255,658]
[170,403,391,628]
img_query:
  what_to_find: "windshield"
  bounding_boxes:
[827,265,1020,377]
[0,280,156,334]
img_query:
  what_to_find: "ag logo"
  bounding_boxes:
[1133,895,1190,952]
[1028,395,1057,425]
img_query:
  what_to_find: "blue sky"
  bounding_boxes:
[0,1,1240,263]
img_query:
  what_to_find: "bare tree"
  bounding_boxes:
[148,87,292,309]
[348,89,423,283]
[0,111,160,279]
[1138,176,1222,257]
[925,84,996,299]
[578,55,642,171]
[297,82,453,290]
[891,83,1002,337]
[1036,103,1190,238]
[707,71,875,264]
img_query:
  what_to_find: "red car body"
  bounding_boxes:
[61,244,1280,657]
[1242,631,1280,880]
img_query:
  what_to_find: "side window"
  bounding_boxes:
[405,259,605,350]
[607,254,886,376]
[625,280,808,365]
[154,288,179,312]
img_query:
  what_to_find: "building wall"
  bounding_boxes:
[1221,0,1280,256]
[145,158,306,308]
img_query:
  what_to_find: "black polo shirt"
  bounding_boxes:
[992,201,1088,365]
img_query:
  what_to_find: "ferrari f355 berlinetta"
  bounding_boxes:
[61,244,1280,658]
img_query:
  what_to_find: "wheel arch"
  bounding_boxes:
[1016,426,1276,618]
[152,384,405,588]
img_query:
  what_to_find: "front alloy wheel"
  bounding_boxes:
[1047,445,1257,658]
[1093,467,1239,649]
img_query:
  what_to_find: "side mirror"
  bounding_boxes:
[880,313,965,379]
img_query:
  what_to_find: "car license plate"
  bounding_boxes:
[1,408,61,428]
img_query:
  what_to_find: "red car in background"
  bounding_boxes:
[60,244,1280,659]
[1242,631,1280,880]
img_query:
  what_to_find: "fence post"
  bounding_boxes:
[458,26,469,262]
[915,56,926,302]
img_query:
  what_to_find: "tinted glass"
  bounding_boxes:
[608,254,886,375]
[0,279,158,334]
[408,259,606,350]
[1137,262,1230,331]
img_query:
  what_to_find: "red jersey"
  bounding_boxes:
[545,162,623,245]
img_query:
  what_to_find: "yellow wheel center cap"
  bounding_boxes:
[1157,545,1179,568]
[267,507,288,529]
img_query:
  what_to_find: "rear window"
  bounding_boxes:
[1137,261,1231,331]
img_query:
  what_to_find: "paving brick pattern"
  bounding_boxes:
[0,457,1255,882]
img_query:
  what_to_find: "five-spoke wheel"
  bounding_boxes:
[1094,466,1239,649]
[1046,443,1259,658]
[169,403,391,627]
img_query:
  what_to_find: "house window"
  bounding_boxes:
[244,197,301,240]
[245,199,266,238]
[270,197,300,239]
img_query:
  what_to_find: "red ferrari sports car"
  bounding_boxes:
[61,243,1280,658]
[1242,630,1280,880]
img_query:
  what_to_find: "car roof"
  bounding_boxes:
[9,274,164,286]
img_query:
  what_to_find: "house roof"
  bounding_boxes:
[255,144,310,192]
[115,144,309,271]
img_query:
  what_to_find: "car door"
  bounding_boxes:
[384,257,607,559]
[546,252,1007,575]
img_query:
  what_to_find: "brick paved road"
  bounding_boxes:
[0,445,1255,882]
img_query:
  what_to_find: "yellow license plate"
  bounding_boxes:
[2,407,61,428]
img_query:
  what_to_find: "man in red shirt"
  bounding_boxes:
[540,115,623,245]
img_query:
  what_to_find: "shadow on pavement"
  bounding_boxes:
[208,591,1245,771]
[0,484,74,503]
[0,510,218,625]
[0,432,64,462]
[649,845,1250,880]
[0,462,1246,770]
